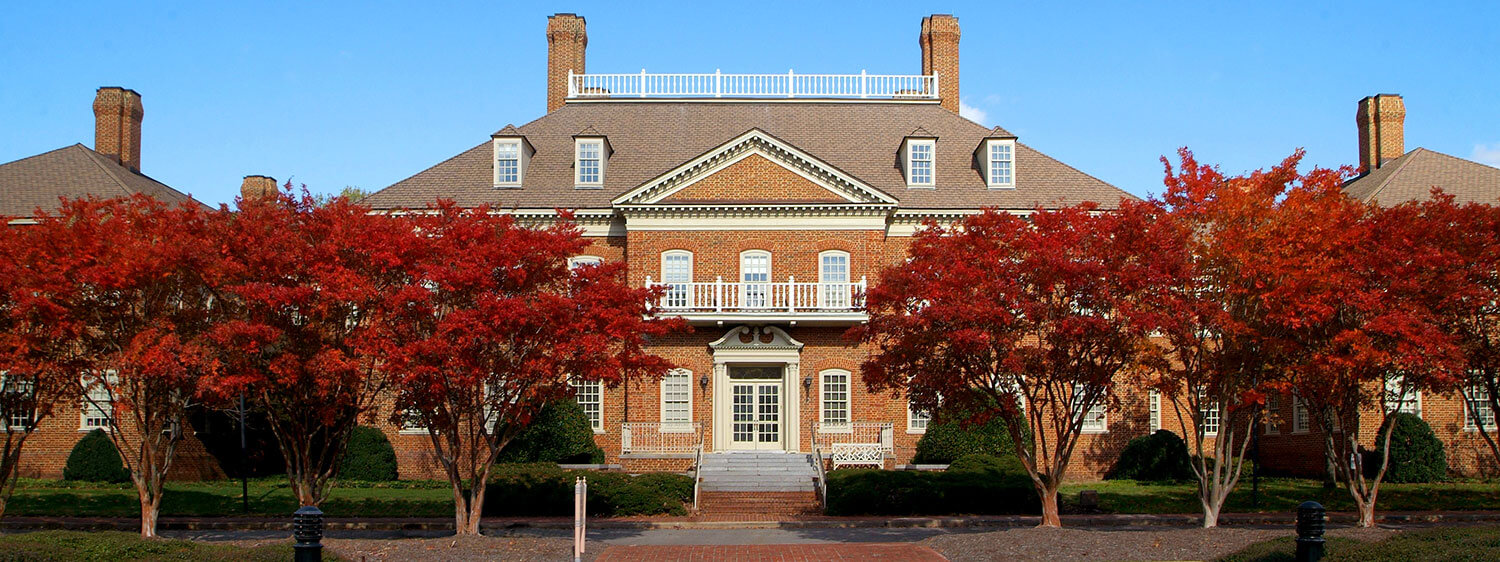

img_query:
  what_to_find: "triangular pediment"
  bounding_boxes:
[613,129,896,207]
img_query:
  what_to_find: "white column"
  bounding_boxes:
[785,361,800,452]
[711,361,727,451]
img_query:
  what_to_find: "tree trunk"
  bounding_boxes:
[451,482,474,535]
[1202,498,1221,528]
[463,480,487,536]
[1038,485,1062,527]
[1356,496,1376,528]
[139,492,161,539]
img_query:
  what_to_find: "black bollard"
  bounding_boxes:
[1295,501,1326,562]
[293,505,325,562]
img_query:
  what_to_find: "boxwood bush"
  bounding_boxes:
[483,463,692,516]
[912,403,1023,464]
[824,454,1039,516]
[337,426,398,481]
[1106,429,1195,481]
[63,429,130,483]
[1372,412,1448,483]
[498,400,606,464]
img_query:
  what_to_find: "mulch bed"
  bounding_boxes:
[924,525,1395,561]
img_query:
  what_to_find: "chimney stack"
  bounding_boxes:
[1356,94,1406,173]
[546,13,588,113]
[240,175,278,201]
[920,15,961,114]
[93,87,144,171]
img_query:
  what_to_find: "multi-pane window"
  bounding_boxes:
[1148,390,1161,433]
[80,373,116,430]
[494,140,521,185]
[568,256,602,270]
[0,376,34,431]
[661,370,692,427]
[907,140,934,186]
[1293,396,1310,433]
[741,251,771,308]
[819,251,849,309]
[821,369,850,426]
[572,378,603,432]
[1384,373,1421,416]
[1265,394,1280,435]
[662,251,692,309]
[987,140,1015,187]
[1467,385,1496,431]
[576,140,603,185]
[1075,384,1107,433]
[907,400,931,433]
[1198,389,1220,436]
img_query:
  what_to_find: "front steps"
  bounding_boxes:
[695,452,822,518]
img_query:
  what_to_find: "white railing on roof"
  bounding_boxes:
[568,70,939,100]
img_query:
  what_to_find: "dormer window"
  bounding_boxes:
[984,139,1016,189]
[491,127,532,189]
[574,137,607,188]
[903,137,936,188]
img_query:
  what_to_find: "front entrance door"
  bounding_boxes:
[727,365,783,450]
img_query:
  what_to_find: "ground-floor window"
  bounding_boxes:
[573,379,603,432]
[1384,372,1421,416]
[1198,389,1220,437]
[820,369,850,428]
[1292,396,1310,433]
[0,375,34,431]
[1467,385,1495,431]
[80,372,115,430]
[661,369,692,427]
[906,399,930,434]
[1147,390,1161,433]
[1075,384,1107,434]
[1265,394,1279,434]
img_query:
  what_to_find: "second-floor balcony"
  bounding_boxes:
[645,276,868,325]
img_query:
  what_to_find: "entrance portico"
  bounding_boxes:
[709,326,803,452]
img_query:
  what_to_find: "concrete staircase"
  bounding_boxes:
[695,452,822,518]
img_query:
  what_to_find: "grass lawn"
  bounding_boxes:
[1220,525,1500,561]
[6,478,455,518]
[1060,477,1500,514]
[0,530,340,561]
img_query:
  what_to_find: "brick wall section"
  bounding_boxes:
[662,154,848,203]
[17,396,224,481]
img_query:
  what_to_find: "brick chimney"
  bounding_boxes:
[240,175,278,200]
[1356,94,1406,173]
[546,13,587,113]
[920,14,961,113]
[93,87,144,171]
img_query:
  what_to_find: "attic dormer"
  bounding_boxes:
[976,127,1016,189]
[573,127,611,189]
[901,128,937,188]
[491,124,534,189]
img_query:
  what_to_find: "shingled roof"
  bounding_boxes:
[1344,148,1500,207]
[0,144,199,218]
[364,102,1133,211]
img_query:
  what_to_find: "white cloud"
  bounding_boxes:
[1473,143,1500,167]
[959,99,987,125]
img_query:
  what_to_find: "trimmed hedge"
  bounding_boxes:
[0,530,313,562]
[338,426,398,482]
[824,454,1039,516]
[1106,430,1195,481]
[498,400,606,464]
[63,429,130,483]
[912,404,1022,465]
[483,463,692,517]
[1372,412,1448,483]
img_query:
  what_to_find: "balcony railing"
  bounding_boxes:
[621,422,703,455]
[568,70,939,100]
[644,277,866,315]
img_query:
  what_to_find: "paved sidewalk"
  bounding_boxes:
[597,543,947,561]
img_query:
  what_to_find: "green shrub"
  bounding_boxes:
[0,530,318,562]
[483,463,692,517]
[337,426,398,482]
[62,429,129,483]
[1106,430,1195,481]
[1372,412,1448,483]
[825,459,1039,516]
[912,406,1020,464]
[498,400,606,464]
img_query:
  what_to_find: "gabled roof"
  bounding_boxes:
[1344,148,1500,207]
[363,102,1133,211]
[0,144,200,218]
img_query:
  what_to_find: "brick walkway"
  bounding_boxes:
[597,543,947,561]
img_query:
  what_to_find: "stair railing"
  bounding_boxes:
[811,420,828,508]
[691,426,704,512]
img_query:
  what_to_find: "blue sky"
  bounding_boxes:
[2,1,1497,205]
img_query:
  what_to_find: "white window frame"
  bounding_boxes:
[984,139,1016,189]
[398,406,429,435]
[1466,385,1495,432]
[1075,384,1107,434]
[79,372,116,431]
[1293,396,1310,434]
[820,369,851,431]
[1384,373,1421,417]
[818,250,850,309]
[740,250,772,309]
[1265,394,1280,435]
[492,138,525,188]
[1197,388,1220,437]
[575,138,605,187]
[1147,390,1161,433]
[661,251,693,309]
[905,139,936,188]
[907,398,931,434]
[660,369,693,431]
[0,375,34,432]
[568,255,603,270]
[572,378,604,434]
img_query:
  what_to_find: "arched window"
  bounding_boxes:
[819,369,851,428]
[740,250,771,309]
[661,251,693,309]
[568,255,603,270]
[818,250,850,309]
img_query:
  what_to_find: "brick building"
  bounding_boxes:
[362,13,1148,485]
[1258,94,1500,478]
[0,87,224,480]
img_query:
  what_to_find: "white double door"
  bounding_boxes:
[729,379,782,450]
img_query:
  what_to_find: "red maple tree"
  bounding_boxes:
[383,202,680,535]
[855,204,1170,527]
[204,186,422,507]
